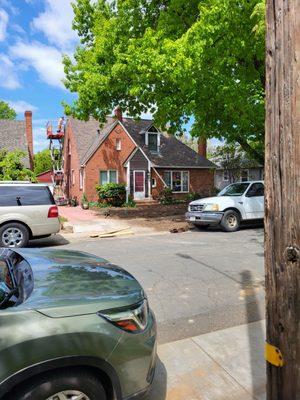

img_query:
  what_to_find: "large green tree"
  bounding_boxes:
[0,150,36,181]
[34,149,52,175]
[64,0,265,163]
[0,101,17,120]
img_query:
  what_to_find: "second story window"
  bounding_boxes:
[116,138,121,151]
[148,133,158,152]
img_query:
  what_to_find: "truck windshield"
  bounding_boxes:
[218,182,250,197]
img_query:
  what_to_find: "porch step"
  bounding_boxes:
[134,199,158,206]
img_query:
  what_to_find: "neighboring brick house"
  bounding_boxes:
[63,109,216,202]
[0,111,34,169]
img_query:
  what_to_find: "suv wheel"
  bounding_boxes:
[8,370,107,400]
[220,210,240,232]
[0,223,29,248]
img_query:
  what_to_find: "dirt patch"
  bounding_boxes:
[92,203,191,232]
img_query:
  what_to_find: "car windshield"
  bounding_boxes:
[218,182,250,197]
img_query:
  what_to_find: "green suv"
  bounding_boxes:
[0,248,156,400]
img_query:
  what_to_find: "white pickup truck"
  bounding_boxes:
[186,181,264,232]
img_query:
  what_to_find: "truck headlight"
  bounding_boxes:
[98,299,149,333]
[203,204,219,211]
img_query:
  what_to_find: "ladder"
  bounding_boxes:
[46,118,65,199]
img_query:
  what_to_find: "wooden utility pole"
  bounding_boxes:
[265,0,300,398]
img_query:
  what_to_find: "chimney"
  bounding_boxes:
[114,105,123,121]
[198,137,207,158]
[25,111,34,169]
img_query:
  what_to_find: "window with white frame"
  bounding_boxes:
[99,170,118,185]
[79,168,84,190]
[163,171,189,192]
[71,169,75,186]
[151,178,157,188]
[116,138,121,151]
[145,126,160,153]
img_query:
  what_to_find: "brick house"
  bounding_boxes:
[63,109,215,202]
[0,111,34,169]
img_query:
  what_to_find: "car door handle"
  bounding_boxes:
[238,201,243,205]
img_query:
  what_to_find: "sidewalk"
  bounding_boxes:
[147,321,266,400]
[58,206,154,235]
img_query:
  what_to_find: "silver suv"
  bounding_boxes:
[0,182,60,248]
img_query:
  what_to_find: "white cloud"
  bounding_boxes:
[32,123,49,153]
[6,100,38,114]
[0,53,21,89]
[0,8,8,41]
[10,41,65,88]
[31,0,77,50]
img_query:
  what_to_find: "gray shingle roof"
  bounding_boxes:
[122,118,216,168]
[0,120,30,167]
[68,117,115,164]
[69,116,216,168]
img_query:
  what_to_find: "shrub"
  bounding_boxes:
[185,192,200,202]
[122,196,136,208]
[96,183,126,207]
[158,187,174,205]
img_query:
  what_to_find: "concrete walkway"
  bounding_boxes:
[58,206,154,235]
[147,321,266,400]
[58,206,130,234]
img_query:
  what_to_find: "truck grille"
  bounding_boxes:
[190,204,204,212]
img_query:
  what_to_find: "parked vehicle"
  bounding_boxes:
[0,182,60,247]
[186,181,264,232]
[0,248,156,400]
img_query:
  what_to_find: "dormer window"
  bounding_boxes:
[148,133,158,152]
[145,126,160,153]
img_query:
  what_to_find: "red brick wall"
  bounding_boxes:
[63,121,82,201]
[151,168,215,199]
[84,124,136,202]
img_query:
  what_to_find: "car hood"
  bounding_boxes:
[190,196,242,207]
[13,249,144,318]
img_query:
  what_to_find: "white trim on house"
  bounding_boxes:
[153,165,215,169]
[152,167,168,188]
[123,147,140,167]
[148,159,152,199]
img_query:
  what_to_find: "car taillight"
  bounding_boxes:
[97,300,149,333]
[48,205,59,218]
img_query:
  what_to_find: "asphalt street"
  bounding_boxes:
[32,227,265,343]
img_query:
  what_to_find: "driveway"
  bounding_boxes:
[31,227,265,344]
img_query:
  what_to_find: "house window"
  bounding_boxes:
[116,138,121,151]
[71,169,75,186]
[99,170,118,185]
[223,170,229,181]
[241,170,249,181]
[152,178,157,188]
[163,171,189,193]
[79,168,84,190]
[148,133,158,152]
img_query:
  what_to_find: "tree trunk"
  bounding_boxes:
[265,0,300,398]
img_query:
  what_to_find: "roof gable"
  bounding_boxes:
[68,116,216,169]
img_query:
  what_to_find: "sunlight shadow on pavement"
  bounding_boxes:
[146,357,167,400]
[240,270,266,400]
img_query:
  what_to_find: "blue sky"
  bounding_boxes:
[0,0,77,152]
[0,0,220,153]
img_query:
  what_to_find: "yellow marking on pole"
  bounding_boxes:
[265,342,284,367]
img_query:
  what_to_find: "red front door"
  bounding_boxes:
[134,171,145,199]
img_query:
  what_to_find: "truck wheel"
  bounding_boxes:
[220,210,240,232]
[8,369,107,400]
[0,223,29,248]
